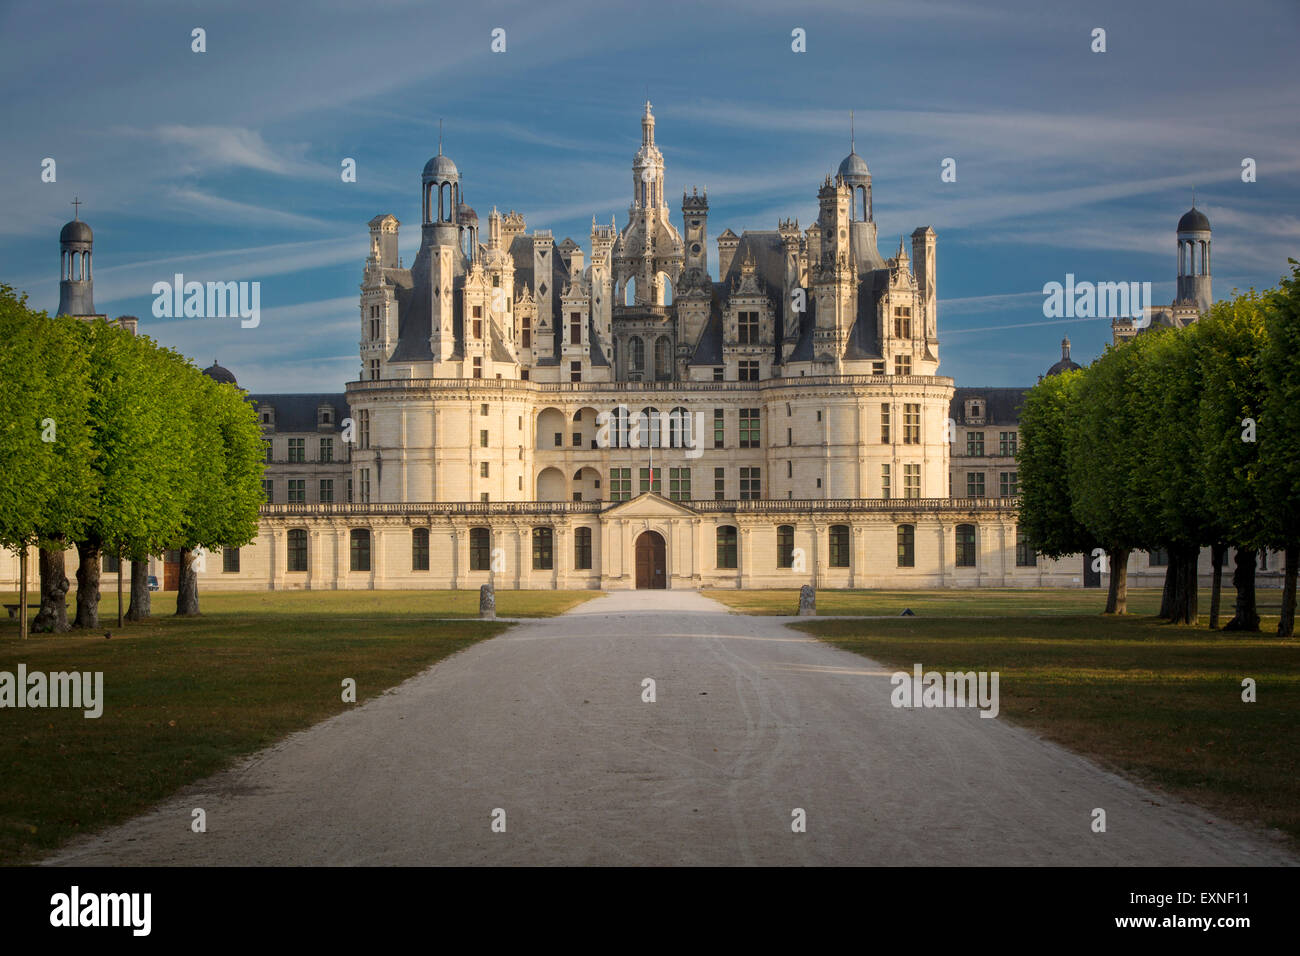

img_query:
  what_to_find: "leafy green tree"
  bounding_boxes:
[1066,342,1146,614]
[1259,260,1300,636]
[1197,291,1270,632]
[1128,327,1215,624]
[173,373,266,616]
[1017,369,1092,562]
[0,287,96,636]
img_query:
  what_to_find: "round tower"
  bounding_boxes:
[1175,206,1212,314]
[56,201,95,317]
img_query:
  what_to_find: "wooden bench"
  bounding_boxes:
[4,603,38,620]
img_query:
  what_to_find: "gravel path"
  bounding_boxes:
[48,589,1294,866]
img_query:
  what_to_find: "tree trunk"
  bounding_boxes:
[116,550,124,629]
[18,542,29,640]
[1279,542,1297,638]
[175,547,200,616]
[1159,557,1177,619]
[1104,547,1130,614]
[32,545,71,633]
[1179,545,1199,626]
[1209,543,1225,629]
[1224,548,1261,632]
[126,558,151,621]
[73,539,101,629]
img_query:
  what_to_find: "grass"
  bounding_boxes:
[0,588,595,865]
[708,588,1298,847]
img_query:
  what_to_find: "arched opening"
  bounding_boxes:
[535,467,566,502]
[668,406,692,448]
[572,466,601,501]
[624,276,637,306]
[634,407,662,448]
[635,530,666,589]
[654,336,673,381]
[628,335,645,373]
[656,271,674,306]
[535,407,566,449]
[573,406,600,449]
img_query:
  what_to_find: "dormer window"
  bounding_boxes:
[259,405,275,430]
[317,405,335,429]
[965,399,985,423]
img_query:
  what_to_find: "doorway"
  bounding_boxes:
[635,531,666,589]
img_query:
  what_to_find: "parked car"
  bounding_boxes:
[147,575,160,592]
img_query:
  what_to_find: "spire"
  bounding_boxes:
[850,110,855,153]
[1062,336,1071,360]
[438,119,443,156]
[641,100,655,146]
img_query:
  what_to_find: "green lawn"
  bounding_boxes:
[0,588,595,865]
[708,588,1298,847]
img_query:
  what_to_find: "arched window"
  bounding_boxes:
[654,336,672,381]
[609,405,629,449]
[412,528,429,571]
[668,407,691,448]
[897,524,915,568]
[955,524,976,568]
[287,529,308,572]
[625,277,637,307]
[350,529,371,572]
[716,526,738,569]
[574,527,592,570]
[777,525,795,569]
[532,527,553,570]
[829,525,850,568]
[637,407,661,448]
[470,527,491,571]
[629,335,645,371]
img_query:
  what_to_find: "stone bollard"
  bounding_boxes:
[479,583,496,621]
[798,584,816,617]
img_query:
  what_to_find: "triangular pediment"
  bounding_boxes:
[602,492,698,518]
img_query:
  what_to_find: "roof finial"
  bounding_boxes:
[1191,187,1196,208]
[850,110,855,153]
[438,119,443,156]
[71,196,82,220]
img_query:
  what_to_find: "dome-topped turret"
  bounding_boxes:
[457,202,477,223]
[201,361,237,386]
[423,153,458,182]
[1177,207,1211,233]
[60,219,93,244]
[1046,336,1082,376]
[838,150,870,181]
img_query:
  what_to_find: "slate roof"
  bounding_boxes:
[247,393,351,432]
[949,387,1030,426]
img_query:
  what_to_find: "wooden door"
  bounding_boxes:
[635,532,666,589]
[163,550,181,591]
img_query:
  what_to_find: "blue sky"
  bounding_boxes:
[3,0,1297,390]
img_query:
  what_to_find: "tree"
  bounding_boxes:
[1259,260,1300,636]
[1017,370,1092,561]
[1066,342,1146,614]
[1128,327,1215,625]
[0,287,95,636]
[172,374,266,616]
[1197,291,1271,632]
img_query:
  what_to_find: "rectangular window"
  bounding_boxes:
[1016,530,1037,567]
[894,355,912,375]
[1149,546,1169,567]
[572,432,582,447]
[319,479,333,503]
[347,478,353,502]
[739,408,760,448]
[521,316,531,349]
[738,310,759,345]
[956,524,977,568]
[351,531,371,572]
[369,318,380,340]
[903,464,920,499]
[223,548,240,573]
[532,528,553,571]
[999,431,1018,457]
[358,410,370,449]
[967,472,986,498]
[904,403,920,444]
[570,313,582,345]
[713,366,724,382]
[319,437,333,463]
[739,466,761,500]
[286,479,305,504]
[999,471,1018,497]
[262,479,274,502]
[639,467,661,495]
[480,492,489,503]
[897,525,915,568]
[777,526,794,569]
[412,529,430,571]
[713,409,724,448]
[480,429,489,448]
[609,467,632,502]
[881,464,891,500]
[288,438,305,463]
[574,528,592,570]
[368,359,380,381]
[739,360,759,381]
[359,468,371,504]
[570,361,581,383]
[881,403,890,443]
[480,462,490,478]
[966,431,985,456]
[287,530,308,572]
[472,357,482,379]
[668,467,691,501]
[473,318,482,339]
[893,306,912,339]
[480,403,489,416]
[554,432,563,447]
[716,527,738,569]
[829,525,850,568]
[470,529,491,570]
[714,467,725,500]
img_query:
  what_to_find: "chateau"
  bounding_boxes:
[8,106,1277,593]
